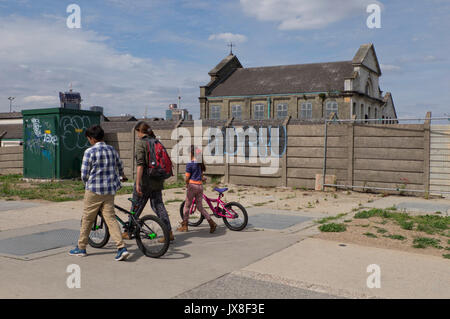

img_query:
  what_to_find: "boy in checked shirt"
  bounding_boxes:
[69,125,130,261]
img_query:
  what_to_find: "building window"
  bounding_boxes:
[352,102,356,117]
[360,104,364,119]
[210,105,221,120]
[231,104,242,119]
[254,103,265,120]
[365,79,373,96]
[276,103,288,118]
[374,108,378,121]
[300,102,312,119]
[325,101,338,118]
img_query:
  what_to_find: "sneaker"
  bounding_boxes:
[115,247,130,261]
[69,246,87,257]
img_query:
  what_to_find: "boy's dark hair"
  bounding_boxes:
[85,125,105,141]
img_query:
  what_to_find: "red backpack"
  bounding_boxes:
[146,138,173,180]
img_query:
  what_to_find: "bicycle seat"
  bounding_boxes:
[213,187,228,193]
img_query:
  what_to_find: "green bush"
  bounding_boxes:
[319,223,347,232]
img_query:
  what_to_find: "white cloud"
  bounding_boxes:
[380,64,401,72]
[208,32,248,43]
[23,96,58,103]
[240,0,382,30]
[0,16,206,118]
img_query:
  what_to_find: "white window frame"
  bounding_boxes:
[325,101,338,118]
[300,102,312,119]
[276,103,288,119]
[253,103,265,120]
[210,105,221,120]
[231,104,242,119]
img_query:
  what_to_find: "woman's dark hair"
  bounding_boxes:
[135,121,156,138]
[85,125,104,141]
[191,145,206,172]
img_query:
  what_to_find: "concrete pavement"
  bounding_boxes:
[0,192,449,299]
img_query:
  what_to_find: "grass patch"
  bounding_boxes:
[319,223,347,232]
[399,220,414,230]
[412,237,442,249]
[353,208,449,236]
[385,234,406,241]
[0,173,142,202]
[375,227,388,234]
[443,254,450,259]
[363,232,377,238]
[316,213,348,224]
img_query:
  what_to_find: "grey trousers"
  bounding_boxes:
[129,187,172,232]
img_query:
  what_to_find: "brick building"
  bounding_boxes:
[199,43,397,123]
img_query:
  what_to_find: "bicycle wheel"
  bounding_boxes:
[87,214,110,248]
[179,200,204,227]
[222,202,248,231]
[135,215,170,258]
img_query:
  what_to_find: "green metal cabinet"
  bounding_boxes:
[22,108,101,179]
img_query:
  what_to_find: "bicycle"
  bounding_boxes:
[86,198,170,258]
[179,187,248,231]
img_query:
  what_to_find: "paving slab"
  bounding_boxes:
[0,200,42,212]
[241,238,450,299]
[173,273,341,299]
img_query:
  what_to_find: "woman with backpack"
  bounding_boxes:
[122,121,174,242]
[177,145,217,233]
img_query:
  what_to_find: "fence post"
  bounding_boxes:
[347,121,355,190]
[224,118,234,184]
[423,111,431,196]
[281,116,291,187]
[131,125,136,181]
[174,120,184,180]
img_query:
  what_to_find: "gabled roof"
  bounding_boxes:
[352,43,381,75]
[208,54,242,76]
[207,61,354,97]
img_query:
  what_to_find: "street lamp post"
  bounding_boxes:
[8,97,15,113]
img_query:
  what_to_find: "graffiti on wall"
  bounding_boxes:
[24,118,58,157]
[59,116,92,151]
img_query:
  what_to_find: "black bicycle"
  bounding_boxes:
[86,198,170,258]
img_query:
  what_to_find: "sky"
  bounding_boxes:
[0,0,449,119]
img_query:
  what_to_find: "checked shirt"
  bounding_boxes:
[81,142,124,195]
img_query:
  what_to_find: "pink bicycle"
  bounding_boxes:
[179,187,248,231]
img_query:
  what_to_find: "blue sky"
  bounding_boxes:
[0,0,449,119]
